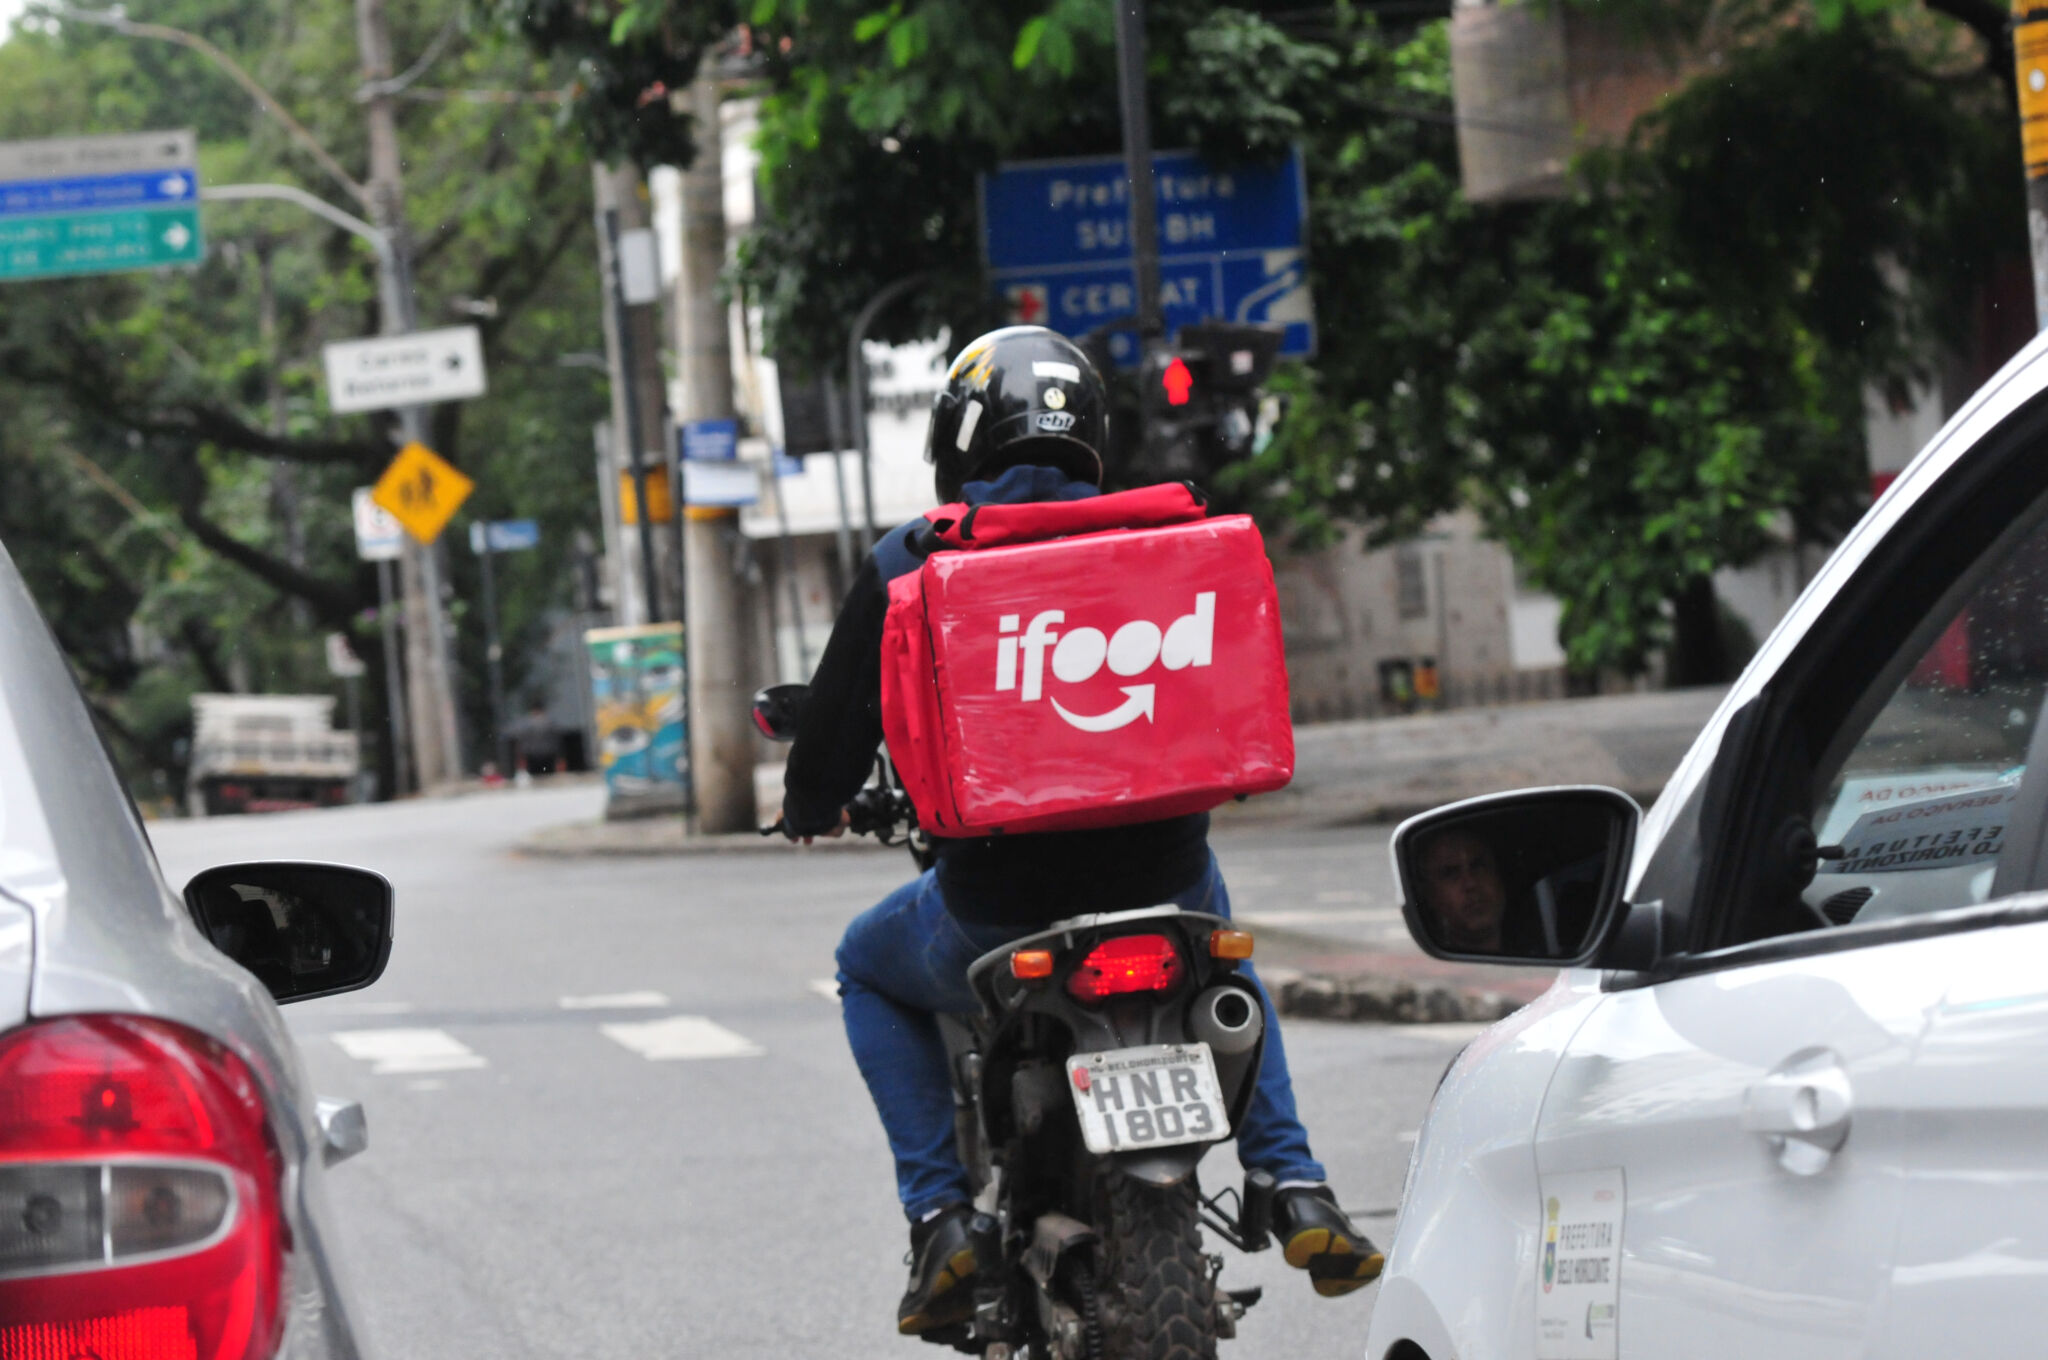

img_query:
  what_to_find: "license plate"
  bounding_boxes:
[1065,1043,1228,1155]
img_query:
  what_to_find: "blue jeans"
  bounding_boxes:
[834,852,1327,1220]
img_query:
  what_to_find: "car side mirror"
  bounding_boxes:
[751,683,809,742]
[1392,786,1639,968]
[184,862,394,1004]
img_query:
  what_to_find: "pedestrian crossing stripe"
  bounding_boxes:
[332,1028,488,1074]
[600,1015,763,1061]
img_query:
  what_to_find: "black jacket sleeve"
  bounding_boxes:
[781,557,889,834]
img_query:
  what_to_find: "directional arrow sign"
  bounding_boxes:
[323,326,487,414]
[0,130,204,284]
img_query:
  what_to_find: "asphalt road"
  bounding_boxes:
[150,786,1472,1359]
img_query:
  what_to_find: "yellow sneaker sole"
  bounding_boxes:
[897,1247,980,1335]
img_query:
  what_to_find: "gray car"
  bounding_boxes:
[0,542,391,1359]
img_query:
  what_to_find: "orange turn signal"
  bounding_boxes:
[1011,949,1056,980]
[1209,929,1254,960]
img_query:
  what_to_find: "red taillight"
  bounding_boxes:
[1064,934,1185,1004]
[0,1017,285,1360]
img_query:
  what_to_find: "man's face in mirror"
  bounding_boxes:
[1419,829,1507,951]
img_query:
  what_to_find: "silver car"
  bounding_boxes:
[0,543,391,1359]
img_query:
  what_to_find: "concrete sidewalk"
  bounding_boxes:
[1218,684,1726,829]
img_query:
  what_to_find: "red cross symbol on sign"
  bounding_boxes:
[1006,283,1049,325]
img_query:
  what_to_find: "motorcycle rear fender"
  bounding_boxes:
[961,907,1263,1145]
[1113,1146,1206,1188]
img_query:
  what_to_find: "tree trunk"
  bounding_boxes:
[1667,573,1730,687]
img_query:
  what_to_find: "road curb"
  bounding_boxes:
[514,822,899,858]
[1267,971,1525,1024]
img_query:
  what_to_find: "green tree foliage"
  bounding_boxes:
[0,1,609,799]
[539,0,2020,680]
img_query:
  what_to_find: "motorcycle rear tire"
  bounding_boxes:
[1095,1171,1218,1360]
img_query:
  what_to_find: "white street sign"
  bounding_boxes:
[0,128,196,181]
[351,487,405,562]
[325,633,367,679]
[323,326,486,414]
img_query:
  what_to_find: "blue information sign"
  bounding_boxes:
[680,417,739,462]
[469,519,540,554]
[980,148,1313,366]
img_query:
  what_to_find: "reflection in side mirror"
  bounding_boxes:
[1392,786,1640,967]
[751,683,810,743]
[184,862,394,1004]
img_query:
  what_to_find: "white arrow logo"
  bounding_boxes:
[1051,685,1155,732]
[161,222,192,250]
[159,174,190,199]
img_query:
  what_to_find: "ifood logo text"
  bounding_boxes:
[995,594,1215,731]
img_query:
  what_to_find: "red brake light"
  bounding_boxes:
[1065,934,1185,1004]
[0,1016,286,1360]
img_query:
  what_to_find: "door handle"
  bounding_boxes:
[1742,1050,1851,1176]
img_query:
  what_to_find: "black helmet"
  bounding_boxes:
[926,326,1107,501]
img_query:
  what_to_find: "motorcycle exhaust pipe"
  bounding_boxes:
[1190,984,1263,1055]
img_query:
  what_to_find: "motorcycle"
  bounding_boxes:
[755,683,1276,1359]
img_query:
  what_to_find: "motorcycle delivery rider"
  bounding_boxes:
[780,325,1383,1336]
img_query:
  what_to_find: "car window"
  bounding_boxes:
[1805,495,2048,926]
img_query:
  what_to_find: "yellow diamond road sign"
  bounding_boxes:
[371,442,473,544]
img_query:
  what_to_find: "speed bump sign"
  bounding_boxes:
[371,441,473,544]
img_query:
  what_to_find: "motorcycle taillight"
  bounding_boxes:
[0,1016,286,1360]
[1065,934,1185,1004]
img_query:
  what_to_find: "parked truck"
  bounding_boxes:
[186,693,360,815]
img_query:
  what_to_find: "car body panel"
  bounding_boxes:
[1535,938,1944,1358]
[0,541,368,1360]
[1879,919,2048,1359]
[1368,974,1606,1360]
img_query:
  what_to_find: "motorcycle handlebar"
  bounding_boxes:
[758,786,919,843]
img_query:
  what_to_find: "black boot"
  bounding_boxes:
[1272,1184,1385,1297]
[897,1204,981,1335]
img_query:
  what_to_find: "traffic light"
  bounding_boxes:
[1132,324,1284,483]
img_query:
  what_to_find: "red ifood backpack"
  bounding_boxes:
[879,483,1294,837]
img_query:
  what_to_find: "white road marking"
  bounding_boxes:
[332,1028,488,1075]
[809,979,840,1002]
[322,999,417,1015]
[601,1015,763,1061]
[407,1078,447,1093]
[1396,1129,1419,1143]
[1236,909,1393,926]
[559,990,669,1010]
[1401,1022,1493,1043]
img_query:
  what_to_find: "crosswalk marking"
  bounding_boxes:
[809,978,840,1002]
[601,1015,763,1061]
[559,990,670,1010]
[333,1028,488,1074]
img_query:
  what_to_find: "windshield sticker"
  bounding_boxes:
[1816,769,2009,845]
[1536,1169,1623,1360]
[1821,781,2020,874]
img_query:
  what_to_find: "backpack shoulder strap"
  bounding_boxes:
[929,482,1208,551]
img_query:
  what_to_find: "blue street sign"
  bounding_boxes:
[0,167,198,219]
[680,417,739,462]
[980,148,1313,366]
[469,519,541,554]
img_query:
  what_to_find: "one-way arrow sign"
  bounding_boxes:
[322,325,487,414]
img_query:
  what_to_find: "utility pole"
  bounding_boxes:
[2016,1,2048,329]
[593,163,670,626]
[354,0,464,787]
[678,71,756,833]
[1113,0,1164,346]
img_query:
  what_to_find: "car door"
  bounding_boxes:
[1876,919,2048,1358]
[1532,384,2048,1359]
